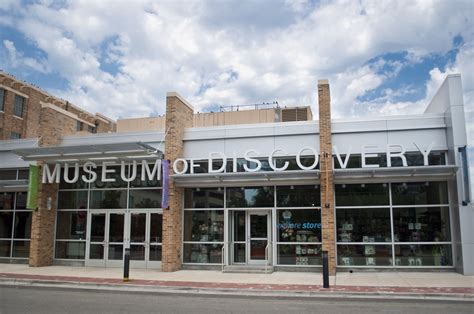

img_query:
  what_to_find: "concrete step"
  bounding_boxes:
[223,265,274,274]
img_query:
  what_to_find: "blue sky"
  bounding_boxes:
[0,1,473,190]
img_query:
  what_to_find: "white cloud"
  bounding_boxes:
[2,39,50,73]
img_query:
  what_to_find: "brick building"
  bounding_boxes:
[0,74,472,276]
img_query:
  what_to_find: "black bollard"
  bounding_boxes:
[322,250,329,288]
[123,247,130,282]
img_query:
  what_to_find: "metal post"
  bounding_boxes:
[123,248,130,282]
[322,250,329,288]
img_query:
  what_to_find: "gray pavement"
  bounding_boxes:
[0,286,473,314]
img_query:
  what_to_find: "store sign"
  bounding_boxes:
[42,160,162,184]
[173,142,435,174]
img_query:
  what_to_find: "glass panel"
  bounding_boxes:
[58,191,88,209]
[130,213,146,242]
[336,183,389,206]
[55,241,86,259]
[108,214,124,242]
[250,240,267,260]
[227,187,274,208]
[250,214,267,238]
[13,212,32,239]
[0,193,14,210]
[59,168,88,189]
[336,208,391,242]
[89,244,104,259]
[183,210,224,242]
[233,211,245,242]
[91,166,128,189]
[183,243,223,263]
[130,165,161,188]
[0,212,13,238]
[150,214,162,243]
[393,207,451,242]
[0,170,17,180]
[149,245,162,261]
[90,214,105,242]
[392,182,448,205]
[337,245,393,266]
[56,211,87,240]
[12,240,29,258]
[15,193,26,209]
[90,190,127,209]
[334,155,362,169]
[18,169,29,180]
[394,244,452,266]
[184,188,224,208]
[233,243,246,263]
[130,245,145,260]
[277,185,321,207]
[108,244,123,260]
[278,209,321,242]
[0,240,11,257]
[129,189,161,208]
[277,244,322,265]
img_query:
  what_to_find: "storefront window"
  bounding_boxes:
[91,166,128,189]
[59,168,88,189]
[183,243,223,263]
[393,207,450,242]
[277,185,320,207]
[394,244,452,266]
[277,209,321,242]
[0,192,14,210]
[129,189,161,208]
[56,211,87,240]
[90,190,127,209]
[184,188,224,208]
[392,182,448,205]
[336,208,391,242]
[130,165,161,188]
[277,244,322,265]
[183,211,224,242]
[337,245,392,266]
[55,242,86,259]
[227,187,274,208]
[58,191,88,209]
[336,183,389,206]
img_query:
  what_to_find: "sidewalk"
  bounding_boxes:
[0,264,473,301]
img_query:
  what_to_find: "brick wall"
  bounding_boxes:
[318,80,336,275]
[162,93,193,272]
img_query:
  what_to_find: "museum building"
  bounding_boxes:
[0,74,472,275]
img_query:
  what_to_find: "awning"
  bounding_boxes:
[0,180,28,192]
[172,170,320,187]
[333,165,458,183]
[14,142,163,162]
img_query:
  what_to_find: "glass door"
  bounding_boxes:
[87,211,106,267]
[232,211,246,264]
[247,211,270,265]
[128,211,162,269]
[148,212,163,268]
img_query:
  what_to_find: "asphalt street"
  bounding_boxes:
[0,286,472,314]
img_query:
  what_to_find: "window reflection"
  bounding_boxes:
[227,187,274,208]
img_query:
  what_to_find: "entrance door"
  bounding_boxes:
[86,211,125,267]
[129,211,162,269]
[247,211,271,265]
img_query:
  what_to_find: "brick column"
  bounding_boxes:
[318,79,336,275]
[162,92,193,272]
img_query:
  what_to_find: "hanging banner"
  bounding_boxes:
[161,159,169,209]
[27,164,39,210]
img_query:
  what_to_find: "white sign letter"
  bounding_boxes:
[269,149,289,171]
[362,145,380,168]
[82,161,97,183]
[333,146,352,169]
[121,160,137,182]
[141,160,162,180]
[387,144,407,167]
[296,147,319,170]
[42,164,61,184]
[209,152,227,173]
[173,159,188,175]
[243,150,262,172]
[414,142,434,166]
[101,162,116,182]
[63,163,80,183]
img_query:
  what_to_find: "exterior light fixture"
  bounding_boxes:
[290,185,294,190]
[361,184,365,188]
[342,184,346,188]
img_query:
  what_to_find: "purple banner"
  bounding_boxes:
[161,159,169,209]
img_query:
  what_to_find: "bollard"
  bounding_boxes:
[123,247,130,282]
[322,250,329,288]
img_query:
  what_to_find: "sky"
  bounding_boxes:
[0,0,473,193]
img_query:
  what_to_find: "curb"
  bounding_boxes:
[0,278,472,302]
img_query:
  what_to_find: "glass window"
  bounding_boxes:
[76,121,83,132]
[184,188,224,208]
[91,166,128,189]
[183,243,223,263]
[129,189,161,208]
[15,192,26,209]
[277,209,321,242]
[18,169,29,180]
[0,170,17,180]
[12,240,29,258]
[0,240,11,257]
[58,191,88,209]
[394,244,452,266]
[59,168,88,189]
[336,183,389,206]
[14,95,25,117]
[0,88,4,111]
[183,210,224,242]
[55,242,86,259]
[130,165,161,188]
[0,193,14,210]
[392,182,448,205]
[56,211,87,240]
[0,212,13,238]
[393,207,450,242]
[13,212,31,239]
[337,245,392,266]
[336,208,391,242]
[10,132,21,139]
[277,185,320,207]
[227,187,274,208]
[90,190,127,209]
[334,155,362,169]
[150,213,162,243]
[277,244,322,265]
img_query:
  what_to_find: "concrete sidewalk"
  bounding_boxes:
[0,264,473,300]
